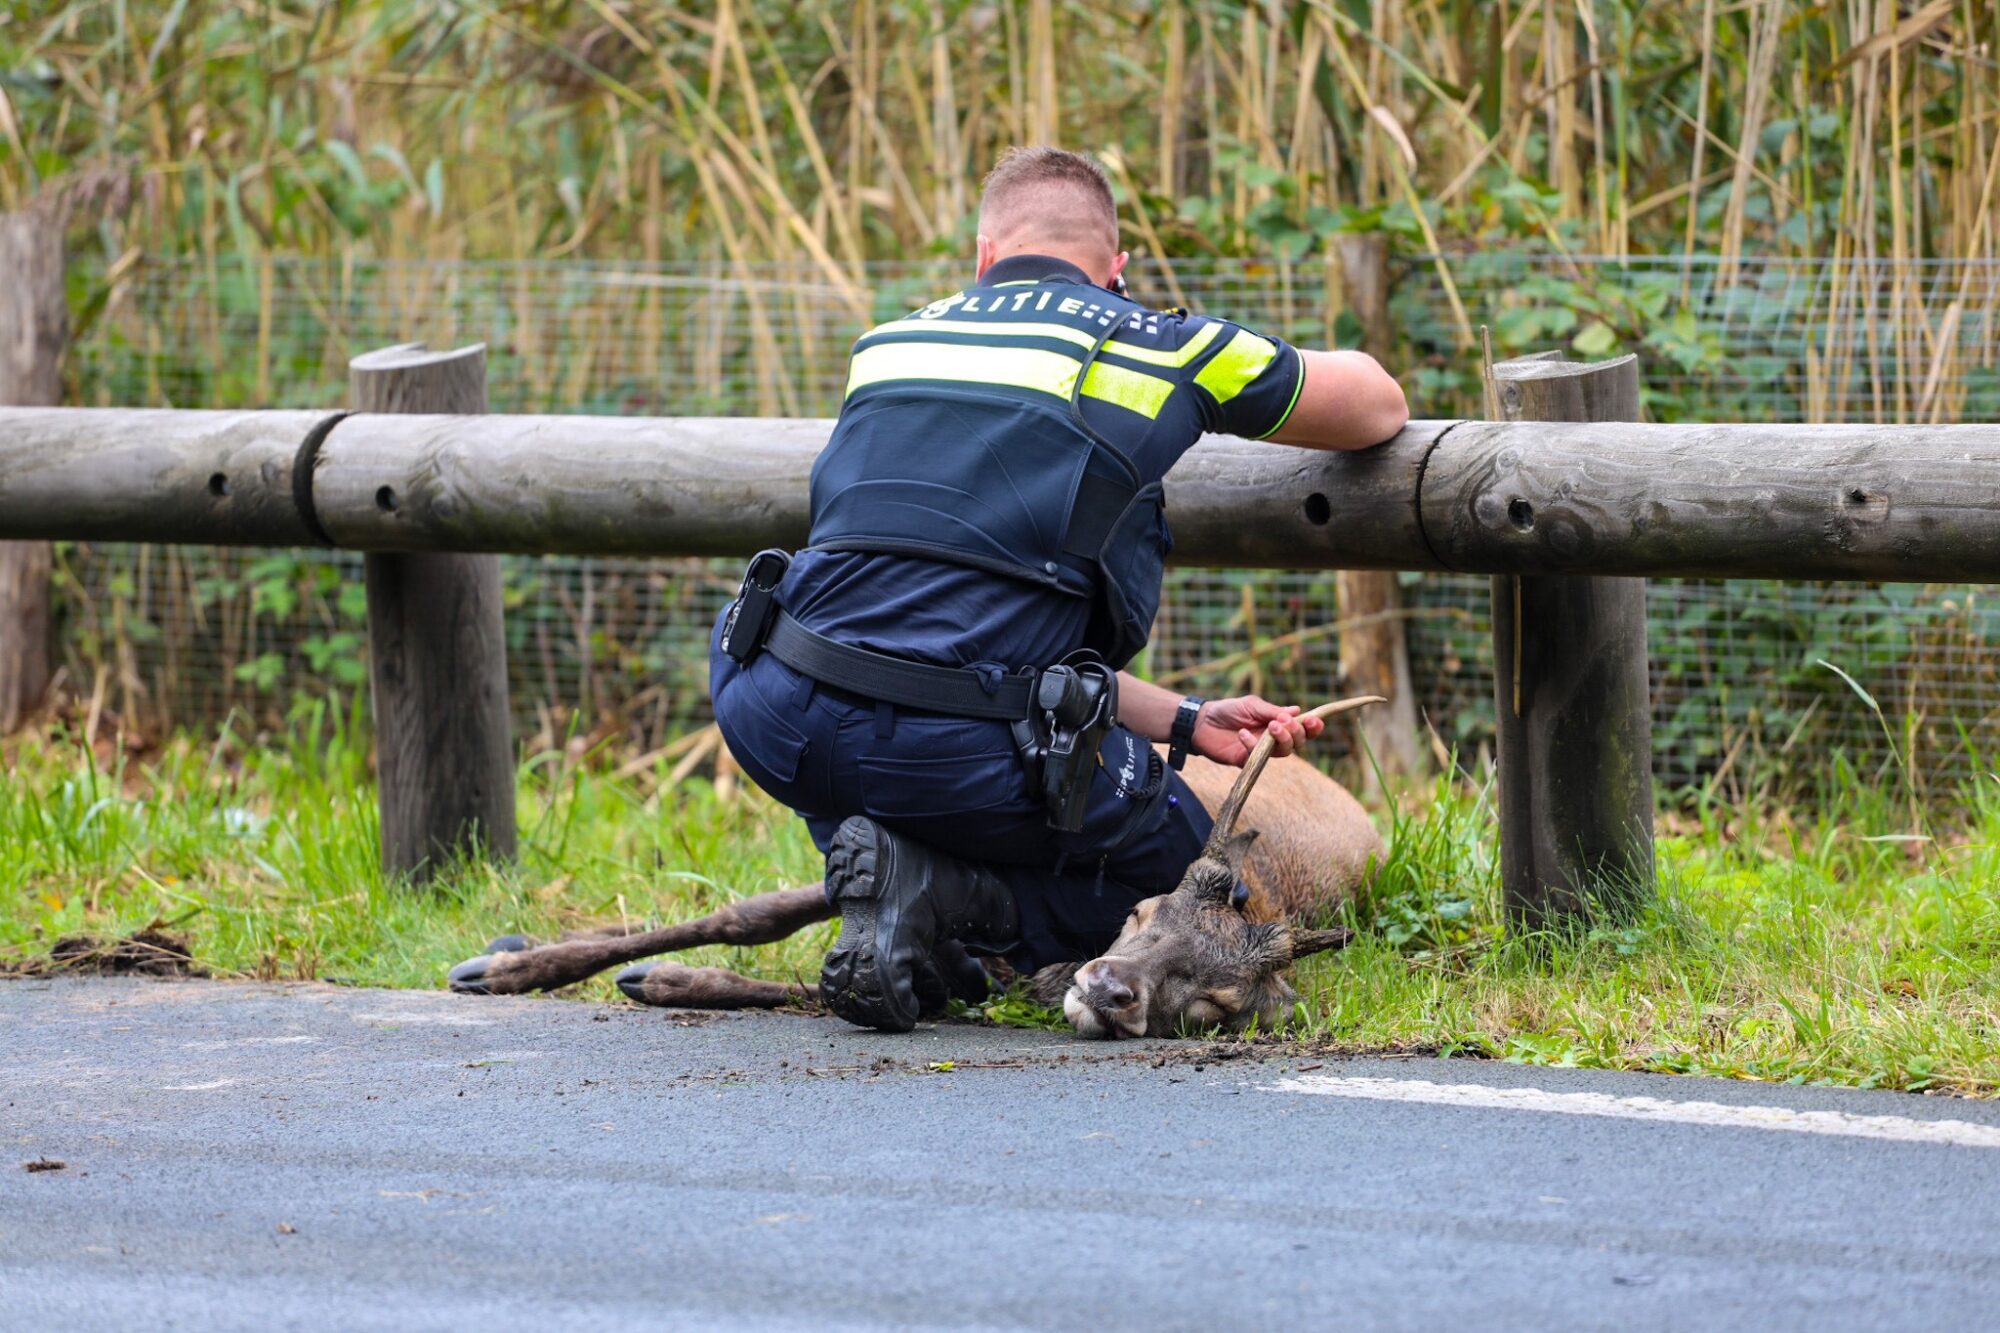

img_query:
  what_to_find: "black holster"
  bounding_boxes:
[720,548,791,663]
[1010,654,1119,834]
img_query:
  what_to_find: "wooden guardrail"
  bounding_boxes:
[5,343,1992,924]
[4,402,1989,579]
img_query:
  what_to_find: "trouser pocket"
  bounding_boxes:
[713,664,816,809]
[1054,725,1171,861]
[854,716,1042,857]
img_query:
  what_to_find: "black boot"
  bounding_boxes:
[820,817,1018,1033]
[928,938,995,1006]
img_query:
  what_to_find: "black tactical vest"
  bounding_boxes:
[807,277,1171,669]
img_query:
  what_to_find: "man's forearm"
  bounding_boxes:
[1266,349,1409,451]
[1116,671,1187,742]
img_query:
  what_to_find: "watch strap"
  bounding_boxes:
[1167,696,1205,771]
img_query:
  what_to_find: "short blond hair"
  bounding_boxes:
[978,146,1119,254]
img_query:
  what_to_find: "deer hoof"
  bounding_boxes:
[448,955,497,995]
[615,962,654,1004]
[485,933,532,954]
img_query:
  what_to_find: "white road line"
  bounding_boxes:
[1263,1075,2000,1150]
[353,1011,494,1027]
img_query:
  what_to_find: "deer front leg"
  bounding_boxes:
[448,884,833,996]
[481,919,659,955]
[617,962,814,1010]
[618,931,992,1016]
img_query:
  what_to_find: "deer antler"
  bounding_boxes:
[1200,696,1386,859]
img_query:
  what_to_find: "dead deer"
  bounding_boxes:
[1051,698,1380,1038]
[448,698,1385,1037]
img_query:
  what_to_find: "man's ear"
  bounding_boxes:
[974,233,996,279]
[1109,249,1130,283]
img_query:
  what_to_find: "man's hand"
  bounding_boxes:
[1193,696,1324,767]
[1113,674,1325,766]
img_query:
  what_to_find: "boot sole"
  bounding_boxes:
[820,818,920,1033]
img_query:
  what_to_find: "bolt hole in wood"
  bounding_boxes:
[376,485,398,513]
[207,472,229,498]
[1507,498,1536,532]
[1847,487,1869,506]
[1303,492,1332,526]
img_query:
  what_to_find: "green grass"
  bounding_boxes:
[7,699,2000,1095]
[1295,763,2000,1095]
[0,699,835,1006]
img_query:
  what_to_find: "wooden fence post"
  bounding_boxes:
[0,208,65,732]
[349,343,517,881]
[1486,351,1654,928]
[1334,234,1425,789]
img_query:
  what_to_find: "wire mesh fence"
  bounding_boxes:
[56,252,2000,793]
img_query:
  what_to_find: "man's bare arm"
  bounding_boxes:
[1265,349,1409,452]
[1115,671,1320,766]
[1116,672,1184,742]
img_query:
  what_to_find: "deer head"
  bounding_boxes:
[1057,697,1377,1039]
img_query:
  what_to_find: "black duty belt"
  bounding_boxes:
[764,612,1035,721]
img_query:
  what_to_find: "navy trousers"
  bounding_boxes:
[709,616,1213,973]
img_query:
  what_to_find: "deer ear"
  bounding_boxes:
[1215,828,1260,872]
[1287,926,1355,959]
[1181,858,1237,904]
[1243,921,1293,971]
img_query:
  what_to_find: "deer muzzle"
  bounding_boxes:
[1064,957,1148,1039]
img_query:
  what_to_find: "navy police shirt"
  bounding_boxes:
[781,255,1304,670]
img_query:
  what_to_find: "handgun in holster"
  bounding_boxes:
[720,548,791,663]
[1011,654,1119,834]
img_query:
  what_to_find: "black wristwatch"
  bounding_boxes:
[1167,696,1205,771]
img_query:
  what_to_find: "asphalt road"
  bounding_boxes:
[6,977,2000,1331]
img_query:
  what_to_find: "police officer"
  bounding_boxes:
[710,146,1409,1033]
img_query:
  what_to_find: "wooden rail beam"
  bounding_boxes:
[304,414,1451,571]
[0,408,335,546]
[5,408,2000,581]
[1415,418,2000,579]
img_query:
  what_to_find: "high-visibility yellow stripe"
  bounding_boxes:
[846,342,1084,399]
[1193,328,1279,405]
[846,340,1174,419]
[1256,353,1307,439]
[865,318,1099,350]
[1095,320,1223,369]
[1081,361,1173,419]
